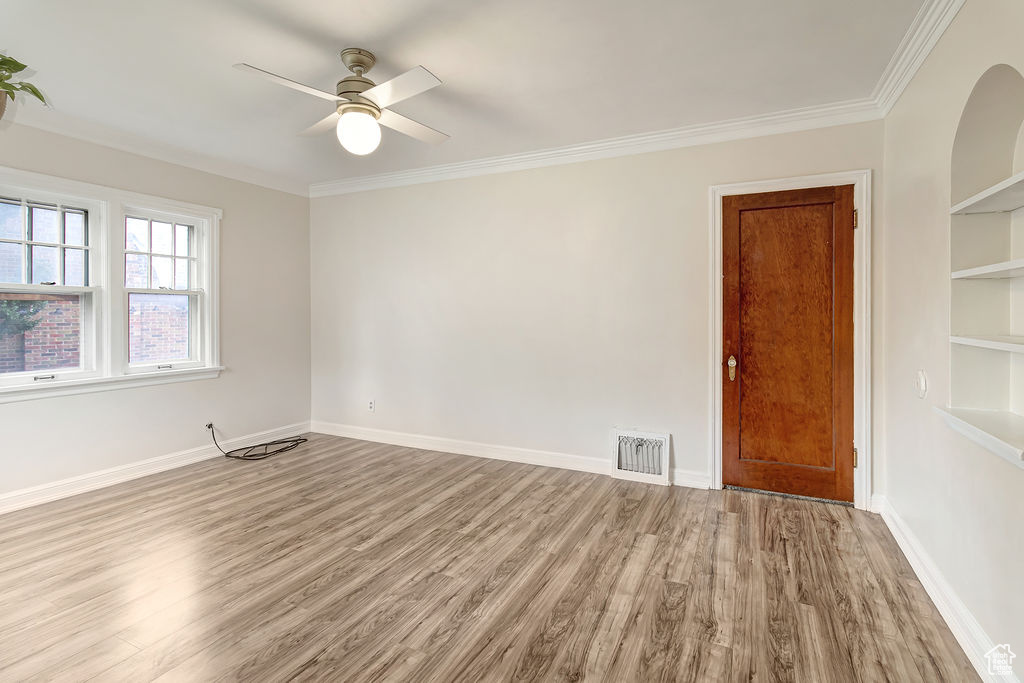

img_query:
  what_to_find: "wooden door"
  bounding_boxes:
[722,185,854,502]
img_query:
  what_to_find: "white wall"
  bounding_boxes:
[310,121,883,479]
[882,0,1024,654]
[0,124,311,494]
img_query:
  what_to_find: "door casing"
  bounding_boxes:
[708,170,872,510]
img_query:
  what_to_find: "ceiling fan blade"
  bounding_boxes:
[362,66,441,109]
[378,109,449,144]
[299,111,340,136]
[233,63,340,103]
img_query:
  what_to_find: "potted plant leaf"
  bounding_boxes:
[0,54,47,120]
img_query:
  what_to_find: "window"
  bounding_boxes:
[0,167,220,402]
[123,215,200,368]
[0,197,95,384]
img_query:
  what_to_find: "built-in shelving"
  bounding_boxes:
[945,68,1024,470]
[950,169,1024,215]
[950,335,1024,353]
[935,407,1024,467]
[951,258,1024,279]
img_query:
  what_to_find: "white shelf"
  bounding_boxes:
[952,258,1024,279]
[950,169,1024,215]
[935,407,1024,467]
[950,335,1024,353]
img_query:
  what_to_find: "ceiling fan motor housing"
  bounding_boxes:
[336,47,381,119]
[336,74,381,119]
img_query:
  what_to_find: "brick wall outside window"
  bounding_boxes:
[0,297,80,374]
[128,294,189,363]
[1,295,190,374]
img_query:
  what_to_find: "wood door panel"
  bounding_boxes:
[722,185,855,502]
[738,203,834,468]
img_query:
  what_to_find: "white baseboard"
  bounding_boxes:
[0,421,311,516]
[310,421,608,474]
[310,421,712,490]
[872,495,1015,683]
[672,468,713,489]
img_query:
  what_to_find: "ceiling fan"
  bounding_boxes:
[234,47,448,156]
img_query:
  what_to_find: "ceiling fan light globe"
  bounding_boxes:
[336,111,381,155]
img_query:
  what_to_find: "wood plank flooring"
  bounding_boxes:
[0,433,976,682]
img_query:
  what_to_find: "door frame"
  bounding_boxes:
[708,170,872,509]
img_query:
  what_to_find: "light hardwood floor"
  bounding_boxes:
[0,433,976,682]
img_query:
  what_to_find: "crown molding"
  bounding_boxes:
[309,98,881,197]
[5,0,961,200]
[872,0,965,116]
[309,0,963,198]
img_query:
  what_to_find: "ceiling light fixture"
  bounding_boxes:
[234,47,448,158]
[336,110,381,155]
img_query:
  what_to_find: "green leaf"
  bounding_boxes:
[0,82,17,96]
[15,82,45,104]
[0,56,28,74]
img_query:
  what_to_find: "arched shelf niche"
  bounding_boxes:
[940,64,1024,467]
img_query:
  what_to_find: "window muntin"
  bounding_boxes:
[0,198,90,287]
[124,217,194,291]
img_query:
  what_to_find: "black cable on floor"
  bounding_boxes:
[206,423,307,461]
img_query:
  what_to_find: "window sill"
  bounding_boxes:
[0,366,224,404]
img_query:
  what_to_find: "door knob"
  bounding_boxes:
[727,355,737,382]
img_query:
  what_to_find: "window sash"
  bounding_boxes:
[123,289,203,371]
[0,202,92,288]
[0,290,97,387]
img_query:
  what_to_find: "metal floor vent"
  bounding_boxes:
[611,429,670,486]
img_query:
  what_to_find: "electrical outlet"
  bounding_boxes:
[368,400,375,412]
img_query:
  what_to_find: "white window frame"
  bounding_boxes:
[118,204,213,375]
[0,166,222,404]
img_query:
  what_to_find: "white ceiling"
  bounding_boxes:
[4,0,924,193]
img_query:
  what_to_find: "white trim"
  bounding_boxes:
[0,365,224,404]
[872,495,1017,683]
[309,99,881,197]
[311,421,608,474]
[708,170,873,509]
[0,180,107,388]
[307,0,960,198]
[0,421,310,515]
[671,468,713,490]
[310,421,714,489]
[0,284,98,295]
[7,2,958,199]
[872,0,965,115]
[116,204,220,374]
